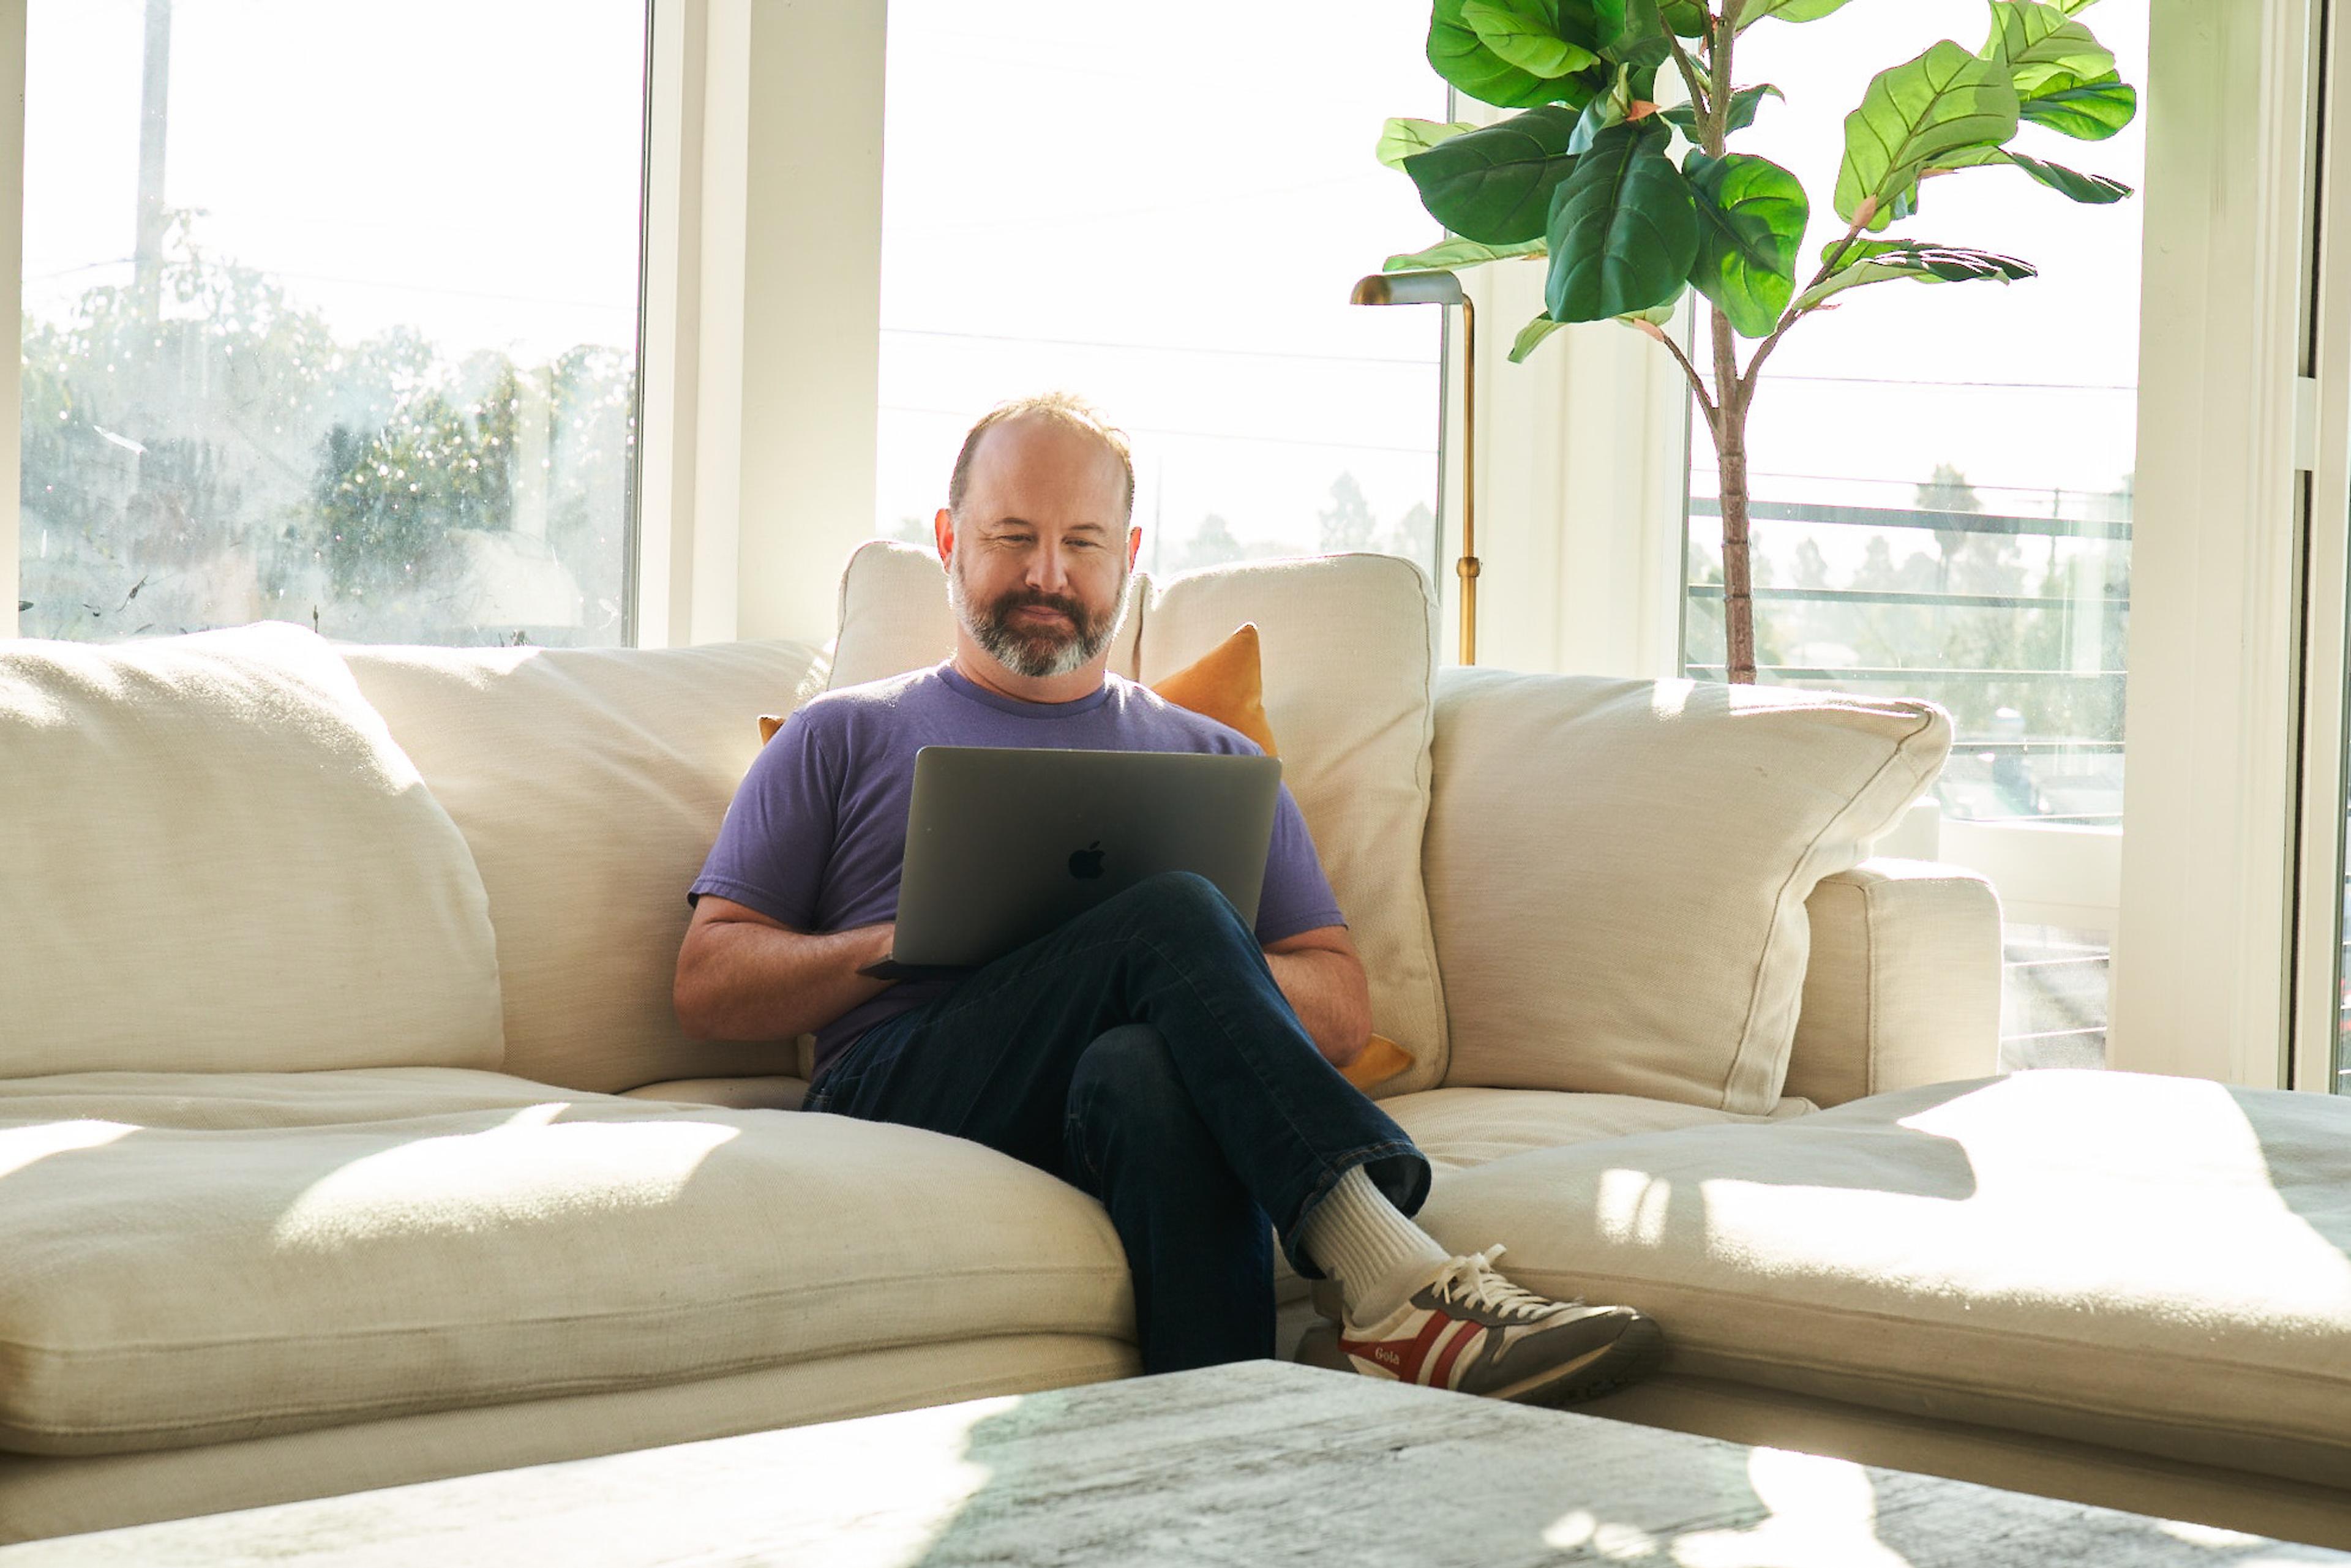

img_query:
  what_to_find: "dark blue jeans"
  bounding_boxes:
[801,870,1432,1374]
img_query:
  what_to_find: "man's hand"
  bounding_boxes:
[1262,926,1372,1070]
[673,899,898,1043]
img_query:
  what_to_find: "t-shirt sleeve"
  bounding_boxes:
[1253,781,1346,945]
[687,705,838,929]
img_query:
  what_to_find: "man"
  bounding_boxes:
[673,392,1661,1401]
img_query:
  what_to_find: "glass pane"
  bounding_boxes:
[875,1,1446,585]
[21,0,648,647]
[1677,2,2145,1071]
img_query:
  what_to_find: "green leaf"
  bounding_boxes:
[1659,0,1710,35]
[1984,1,2115,96]
[1684,151,1808,338]
[1378,118,1484,171]
[1796,241,2036,310]
[1510,314,1570,361]
[1658,84,1784,137]
[1429,0,1604,108]
[1464,0,1601,78]
[1385,236,1550,271]
[1741,0,1863,23]
[1933,144,2131,203]
[1544,119,1699,321]
[1834,41,2022,225]
[2019,72,2137,140]
[1403,105,1584,244]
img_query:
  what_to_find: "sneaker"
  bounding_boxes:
[1295,1244,1662,1406]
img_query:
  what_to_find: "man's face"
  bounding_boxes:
[944,416,1134,680]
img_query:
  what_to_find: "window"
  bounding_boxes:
[874,1,1448,583]
[20,0,650,647]
[1678,1,2147,1070]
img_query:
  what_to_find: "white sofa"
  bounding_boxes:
[0,546,2345,1547]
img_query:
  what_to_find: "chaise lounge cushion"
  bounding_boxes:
[0,620,503,1079]
[0,1068,1130,1456]
[1415,1069,2351,1488]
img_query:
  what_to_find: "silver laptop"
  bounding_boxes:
[856,745,1284,979]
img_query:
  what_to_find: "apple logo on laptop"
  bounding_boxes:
[1068,841,1106,879]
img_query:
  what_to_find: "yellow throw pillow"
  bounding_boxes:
[1147,621,1278,756]
[754,623,1408,1092]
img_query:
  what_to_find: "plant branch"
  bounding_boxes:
[1706,2,1741,156]
[1636,318,1716,420]
[1664,29,1710,129]
[1738,200,1876,400]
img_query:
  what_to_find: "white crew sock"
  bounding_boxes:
[1298,1163,1452,1326]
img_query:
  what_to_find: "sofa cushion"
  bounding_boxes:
[0,1068,1131,1456]
[1138,557,1447,1097]
[340,639,827,1095]
[1425,668,1951,1113]
[1415,1070,2351,1489]
[0,621,503,1078]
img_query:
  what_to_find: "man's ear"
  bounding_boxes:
[1128,524,1143,571]
[934,508,954,565]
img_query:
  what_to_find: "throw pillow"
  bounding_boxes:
[1424,668,1954,1114]
[0,620,506,1078]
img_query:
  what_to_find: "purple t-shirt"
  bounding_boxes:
[688,659,1346,1078]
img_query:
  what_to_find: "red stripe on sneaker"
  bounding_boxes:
[1342,1309,1455,1382]
[1428,1317,1481,1390]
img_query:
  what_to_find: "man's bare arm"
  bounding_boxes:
[673,896,897,1043]
[1263,925,1372,1070]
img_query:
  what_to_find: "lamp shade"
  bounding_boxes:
[1349,271,1464,308]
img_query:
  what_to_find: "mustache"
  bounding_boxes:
[999,593,1083,623]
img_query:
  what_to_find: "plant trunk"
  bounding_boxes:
[1710,306,1757,684]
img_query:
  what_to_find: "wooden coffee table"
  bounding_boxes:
[3,1360,2343,1566]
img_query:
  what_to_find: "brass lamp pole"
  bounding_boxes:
[1349,270,1477,664]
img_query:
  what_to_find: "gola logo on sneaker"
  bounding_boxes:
[1372,1346,1402,1368]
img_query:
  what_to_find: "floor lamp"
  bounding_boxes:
[1349,270,1477,665]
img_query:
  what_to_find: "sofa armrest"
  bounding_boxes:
[1782,858,2003,1108]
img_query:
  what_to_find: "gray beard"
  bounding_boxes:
[947,554,1124,680]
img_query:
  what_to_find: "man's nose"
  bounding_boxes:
[1025,544,1075,595]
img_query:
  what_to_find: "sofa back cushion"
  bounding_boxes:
[827,542,1450,1096]
[341,638,826,1093]
[0,621,504,1076]
[1425,669,1951,1114]
[1136,557,1449,1095]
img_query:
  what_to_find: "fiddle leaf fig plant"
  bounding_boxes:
[1377,0,2137,681]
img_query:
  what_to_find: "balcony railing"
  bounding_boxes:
[1682,493,2129,1070]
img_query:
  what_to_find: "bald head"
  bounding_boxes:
[948,392,1135,525]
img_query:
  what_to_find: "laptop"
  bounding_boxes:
[855,745,1284,980]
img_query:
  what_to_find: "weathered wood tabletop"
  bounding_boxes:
[4,1360,2343,1566]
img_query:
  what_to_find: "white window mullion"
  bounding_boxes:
[1444,94,1690,683]
[0,0,24,641]
[2110,0,2320,1089]
[2291,0,2351,1095]
[633,0,707,651]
